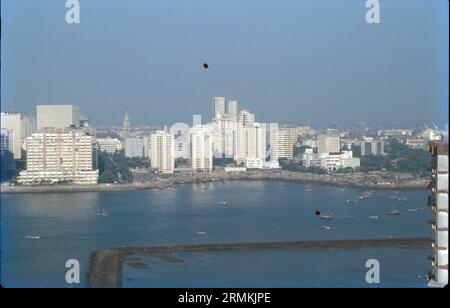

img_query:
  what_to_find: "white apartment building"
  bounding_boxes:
[36,105,80,130]
[97,138,122,154]
[319,151,360,172]
[318,134,340,155]
[150,130,174,174]
[18,129,98,185]
[190,125,213,172]
[235,123,266,165]
[237,109,255,126]
[1,112,22,159]
[124,138,144,158]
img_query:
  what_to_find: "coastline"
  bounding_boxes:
[87,237,431,288]
[0,170,429,194]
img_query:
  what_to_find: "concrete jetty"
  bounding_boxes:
[87,237,431,288]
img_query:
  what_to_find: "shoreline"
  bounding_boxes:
[87,237,431,288]
[1,170,429,194]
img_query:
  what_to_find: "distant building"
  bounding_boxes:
[18,129,98,185]
[150,130,174,174]
[302,148,316,168]
[405,138,425,150]
[213,96,226,120]
[227,100,238,119]
[190,125,213,172]
[237,109,255,126]
[21,115,36,140]
[97,138,122,154]
[0,129,15,182]
[319,151,360,172]
[360,139,385,156]
[36,105,80,130]
[277,127,295,160]
[1,112,22,159]
[124,138,144,158]
[318,134,340,155]
[170,122,191,160]
[235,123,266,165]
[193,114,202,126]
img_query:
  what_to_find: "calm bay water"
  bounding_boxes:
[0,181,432,287]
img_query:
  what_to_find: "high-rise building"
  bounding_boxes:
[190,125,213,172]
[0,129,15,182]
[97,138,123,154]
[360,139,385,156]
[227,100,238,119]
[170,122,191,159]
[1,112,22,159]
[427,141,448,288]
[193,114,202,126]
[17,129,98,185]
[213,96,226,120]
[21,115,36,140]
[235,123,266,164]
[150,130,174,174]
[277,127,295,160]
[36,105,80,130]
[124,138,144,158]
[267,123,279,161]
[237,109,255,126]
[318,134,340,155]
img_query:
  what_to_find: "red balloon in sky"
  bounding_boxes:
[203,63,209,69]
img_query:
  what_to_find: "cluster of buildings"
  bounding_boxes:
[1,98,448,185]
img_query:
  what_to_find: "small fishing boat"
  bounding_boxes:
[304,189,313,192]
[320,214,332,220]
[369,216,379,219]
[26,235,40,239]
[397,197,408,201]
[387,209,400,216]
[321,226,331,230]
[407,208,423,212]
[217,201,227,205]
[196,231,207,235]
[347,197,359,204]
[97,209,109,217]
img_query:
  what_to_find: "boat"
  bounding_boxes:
[369,216,379,219]
[304,189,313,192]
[336,188,345,191]
[387,209,400,216]
[217,201,227,205]
[347,197,359,204]
[321,226,331,230]
[26,235,40,239]
[388,196,398,199]
[97,209,109,217]
[397,197,408,201]
[196,231,207,235]
[407,208,424,212]
[320,214,332,220]
[362,191,373,198]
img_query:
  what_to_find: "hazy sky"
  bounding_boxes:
[1,0,448,128]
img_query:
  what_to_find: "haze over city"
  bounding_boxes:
[1,0,448,128]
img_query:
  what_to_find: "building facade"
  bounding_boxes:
[18,129,98,185]
[1,112,22,159]
[150,130,175,174]
[36,105,80,130]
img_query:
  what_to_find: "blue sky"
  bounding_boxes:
[1,0,448,127]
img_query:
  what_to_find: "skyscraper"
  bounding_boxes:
[227,100,238,119]
[36,105,80,130]
[190,125,213,172]
[237,109,255,126]
[277,127,295,160]
[0,129,15,182]
[213,96,226,120]
[150,130,175,174]
[1,112,22,159]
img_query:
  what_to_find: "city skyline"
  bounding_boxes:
[1,0,448,128]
